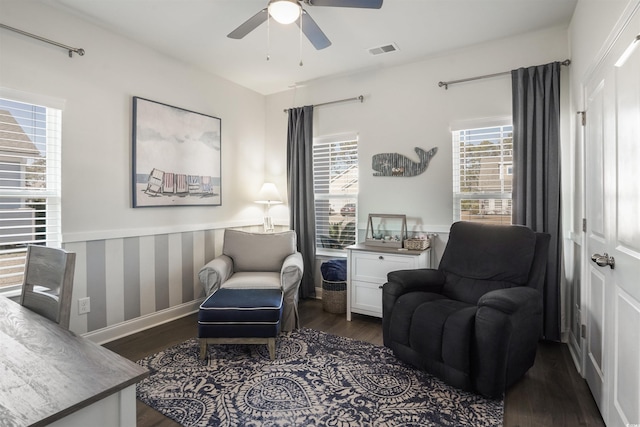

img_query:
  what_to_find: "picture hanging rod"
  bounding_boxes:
[0,23,85,58]
[438,59,571,90]
[284,95,364,113]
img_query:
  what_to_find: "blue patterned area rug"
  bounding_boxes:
[136,329,503,426]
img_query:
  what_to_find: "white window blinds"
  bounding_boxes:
[0,97,62,290]
[452,124,513,224]
[313,134,358,250]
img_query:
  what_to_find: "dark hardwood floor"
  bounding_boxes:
[104,299,605,427]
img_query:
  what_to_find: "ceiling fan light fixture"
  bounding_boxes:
[268,0,301,25]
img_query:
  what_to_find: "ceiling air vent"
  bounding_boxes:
[368,43,399,56]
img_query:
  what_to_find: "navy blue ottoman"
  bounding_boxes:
[198,288,283,360]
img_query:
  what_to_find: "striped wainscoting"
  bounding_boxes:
[64,225,268,343]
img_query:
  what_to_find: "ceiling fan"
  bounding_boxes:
[227,0,383,50]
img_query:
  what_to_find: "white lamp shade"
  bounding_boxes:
[255,183,283,204]
[268,0,301,25]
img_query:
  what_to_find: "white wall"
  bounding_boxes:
[266,26,571,244]
[1,0,267,242]
[0,0,269,336]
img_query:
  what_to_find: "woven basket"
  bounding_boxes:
[404,238,431,250]
[322,280,347,314]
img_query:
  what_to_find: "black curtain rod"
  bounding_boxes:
[438,59,571,90]
[283,95,364,113]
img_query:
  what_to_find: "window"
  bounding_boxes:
[0,97,62,290]
[452,124,512,225]
[313,134,358,251]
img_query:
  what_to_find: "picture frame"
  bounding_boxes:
[132,97,221,207]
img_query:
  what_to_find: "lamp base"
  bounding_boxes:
[263,216,274,233]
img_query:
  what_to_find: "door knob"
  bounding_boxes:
[591,253,615,269]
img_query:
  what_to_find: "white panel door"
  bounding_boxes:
[584,10,640,427]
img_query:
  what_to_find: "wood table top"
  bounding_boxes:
[0,295,148,427]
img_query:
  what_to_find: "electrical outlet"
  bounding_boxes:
[78,297,91,315]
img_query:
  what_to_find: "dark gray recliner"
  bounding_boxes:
[382,221,550,398]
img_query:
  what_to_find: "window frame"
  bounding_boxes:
[0,91,63,293]
[312,132,359,254]
[452,120,513,225]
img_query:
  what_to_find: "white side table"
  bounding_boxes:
[346,244,431,320]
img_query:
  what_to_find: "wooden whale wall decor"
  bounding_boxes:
[372,147,438,177]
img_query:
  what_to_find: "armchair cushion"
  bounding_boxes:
[223,229,297,272]
[222,272,281,289]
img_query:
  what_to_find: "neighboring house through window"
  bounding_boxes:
[313,133,358,251]
[452,122,513,224]
[0,96,62,291]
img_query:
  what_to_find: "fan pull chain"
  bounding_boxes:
[266,15,270,61]
[298,14,303,67]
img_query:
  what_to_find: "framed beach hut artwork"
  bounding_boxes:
[132,97,221,207]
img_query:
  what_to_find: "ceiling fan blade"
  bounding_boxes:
[227,8,268,39]
[297,10,332,50]
[305,0,383,9]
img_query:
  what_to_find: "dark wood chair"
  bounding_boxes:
[20,245,76,329]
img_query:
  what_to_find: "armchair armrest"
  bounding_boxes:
[474,286,543,397]
[382,268,444,347]
[198,255,233,296]
[477,286,542,315]
[281,252,304,331]
[385,268,445,297]
[280,252,304,291]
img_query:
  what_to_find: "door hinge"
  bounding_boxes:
[581,324,586,339]
[582,218,587,232]
[577,111,586,126]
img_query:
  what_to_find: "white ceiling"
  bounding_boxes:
[46,0,578,95]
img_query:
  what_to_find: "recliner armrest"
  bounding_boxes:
[281,252,304,291]
[474,286,543,397]
[477,286,542,314]
[385,268,445,297]
[382,268,445,347]
[198,255,234,296]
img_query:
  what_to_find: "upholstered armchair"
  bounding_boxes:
[198,229,303,331]
[382,221,550,398]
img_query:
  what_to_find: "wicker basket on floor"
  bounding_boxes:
[322,279,347,314]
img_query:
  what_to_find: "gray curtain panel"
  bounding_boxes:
[287,106,317,299]
[511,61,562,341]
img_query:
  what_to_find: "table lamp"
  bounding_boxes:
[255,183,282,232]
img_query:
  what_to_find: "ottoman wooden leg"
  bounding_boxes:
[267,337,276,360]
[200,339,207,360]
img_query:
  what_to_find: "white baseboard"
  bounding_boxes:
[82,298,205,345]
